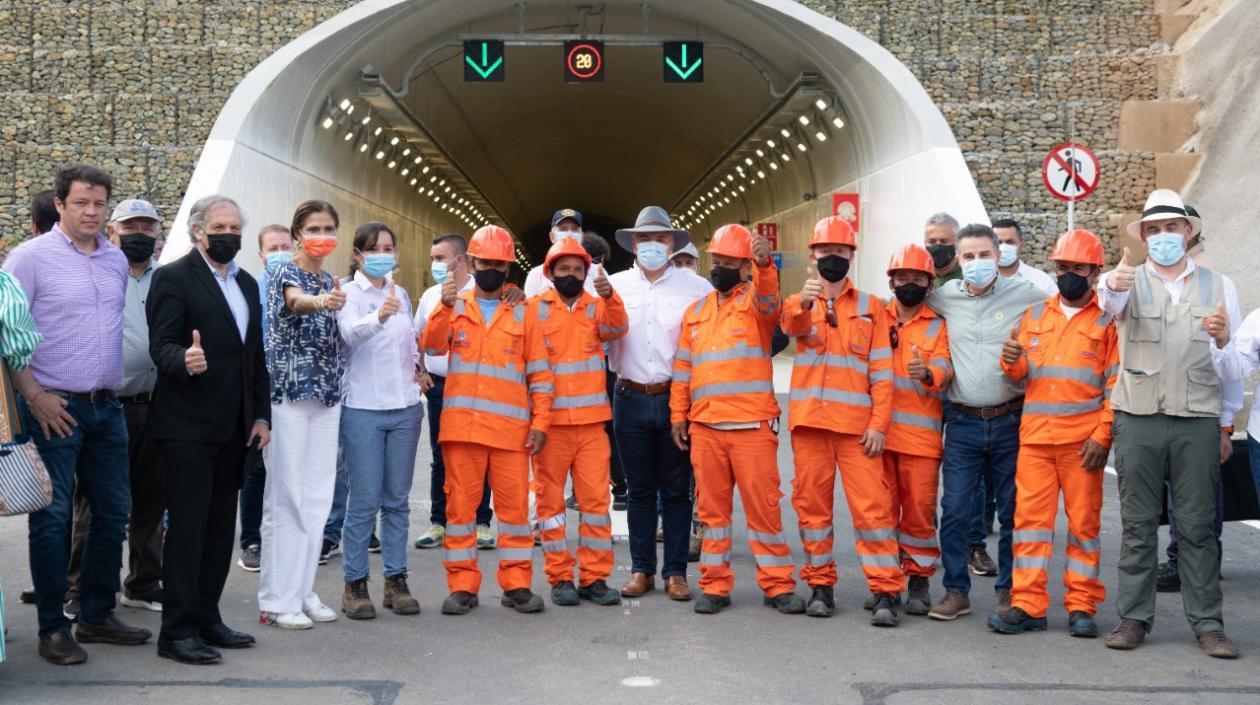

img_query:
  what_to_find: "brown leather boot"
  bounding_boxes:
[342,579,376,620]
[620,572,655,597]
[383,575,420,615]
[665,576,692,601]
[1104,618,1148,650]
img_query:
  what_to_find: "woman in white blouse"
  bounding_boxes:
[336,221,424,619]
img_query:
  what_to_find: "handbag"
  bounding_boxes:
[0,361,53,516]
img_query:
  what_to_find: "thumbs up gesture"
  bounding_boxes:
[1108,246,1137,293]
[441,275,459,308]
[185,329,208,376]
[907,344,929,381]
[593,263,613,299]
[324,277,347,312]
[801,267,823,308]
[751,234,772,266]
[1205,301,1230,348]
[378,281,401,322]
[1001,325,1024,365]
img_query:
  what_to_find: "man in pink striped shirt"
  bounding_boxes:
[4,164,150,665]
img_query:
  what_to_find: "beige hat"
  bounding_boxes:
[1126,189,1202,239]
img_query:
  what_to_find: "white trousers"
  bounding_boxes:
[258,399,341,614]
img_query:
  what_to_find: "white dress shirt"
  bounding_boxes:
[414,275,475,377]
[1004,260,1058,298]
[1098,257,1243,426]
[1234,308,1260,438]
[524,264,599,298]
[608,263,712,384]
[338,271,421,410]
[201,250,249,343]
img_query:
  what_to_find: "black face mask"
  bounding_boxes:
[709,266,743,293]
[1056,271,1092,302]
[927,244,956,269]
[553,274,585,299]
[893,282,930,308]
[474,267,507,293]
[816,254,850,283]
[205,234,241,264]
[119,234,156,263]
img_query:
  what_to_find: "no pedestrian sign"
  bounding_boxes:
[1042,143,1100,202]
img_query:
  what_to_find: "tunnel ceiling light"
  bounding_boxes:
[339,98,352,111]
[322,116,335,129]
[414,156,423,164]
[359,142,370,153]
[410,177,418,186]
[738,185,746,193]
[375,146,387,160]
[781,152,791,161]
[797,115,810,126]
[387,157,398,169]
[755,148,766,158]
[815,131,827,142]
[814,98,828,111]
[422,166,430,174]
[401,167,410,176]
[362,115,372,126]
[402,147,411,156]
[343,129,355,142]
[796,142,807,152]
[769,161,779,171]
[779,128,790,139]
[427,189,435,196]
[766,139,776,149]
[744,157,754,166]
[757,170,766,178]
[373,126,383,137]
[832,116,845,129]
[390,136,400,146]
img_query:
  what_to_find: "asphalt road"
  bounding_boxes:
[3,387,1259,704]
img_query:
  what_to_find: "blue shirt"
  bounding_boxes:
[259,268,271,325]
[476,297,500,327]
[200,251,248,342]
[266,261,345,407]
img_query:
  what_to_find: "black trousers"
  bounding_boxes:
[157,423,246,640]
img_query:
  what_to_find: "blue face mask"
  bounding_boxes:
[962,258,998,288]
[431,261,448,284]
[362,253,397,278]
[636,241,669,271]
[998,243,1019,268]
[264,251,292,274]
[1146,232,1186,267]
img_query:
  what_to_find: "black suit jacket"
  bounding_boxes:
[145,250,270,444]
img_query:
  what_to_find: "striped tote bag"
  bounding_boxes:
[0,362,51,516]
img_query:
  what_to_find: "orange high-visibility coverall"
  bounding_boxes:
[883,300,953,577]
[528,287,628,587]
[1002,293,1118,618]
[782,281,905,595]
[669,260,796,598]
[422,292,553,595]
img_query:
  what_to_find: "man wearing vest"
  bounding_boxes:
[1098,189,1243,658]
[670,224,804,616]
[882,243,953,617]
[782,217,904,625]
[528,237,628,608]
[986,229,1117,639]
[422,225,554,616]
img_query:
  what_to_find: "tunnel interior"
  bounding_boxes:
[172,0,986,298]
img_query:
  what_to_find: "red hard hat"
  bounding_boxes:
[1050,229,1105,266]
[886,243,936,277]
[706,224,754,259]
[810,216,858,249]
[544,236,591,273]
[468,225,515,262]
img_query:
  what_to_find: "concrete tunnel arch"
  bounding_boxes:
[165,0,988,298]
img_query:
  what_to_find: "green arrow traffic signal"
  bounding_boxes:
[464,40,505,82]
[663,41,703,83]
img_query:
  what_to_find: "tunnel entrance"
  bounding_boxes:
[169,0,986,297]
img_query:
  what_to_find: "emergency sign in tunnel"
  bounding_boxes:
[164,0,987,296]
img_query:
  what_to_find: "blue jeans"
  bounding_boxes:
[239,455,264,549]
[20,396,130,637]
[323,445,348,544]
[612,385,693,578]
[426,376,492,526]
[939,407,1021,596]
[1250,435,1260,506]
[969,466,997,546]
[340,404,424,583]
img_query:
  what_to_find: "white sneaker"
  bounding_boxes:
[304,602,338,622]
[120,593,163,612]
[262,611,314,630]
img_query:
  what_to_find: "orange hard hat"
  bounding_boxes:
[544,235,591,273]
[886,243,936,277]
[706,224,754,259]
[810,216,858,249]
[1050,229,1105,266]
[468,225,515,262]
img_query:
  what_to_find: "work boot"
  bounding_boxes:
[905,576,931,616]
[687,525,704,562]
[578,580,622,606]
[863,591,902,611]
[806,586,835,618]
[870,593,899,627]
[551,581,580,606]
[414,524,445,549]
[39,629,87,665]
[383,574,420,615]
[1068,611,1098,638]
[693,593,731,615]
[440,591,479,616]
[501,589,545,613]
[763,592,806,615]
[1156,562,1181,592]
[986,606,1046,634]
[1103,618,1148,650]
[927,590,971,621]
[968,546,997,576]
[995,588,1012,616]
[342,579,376,620]
[1197,631,1239,659]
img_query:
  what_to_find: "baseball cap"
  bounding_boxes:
[110,199,162,224]
[551,208,583,229]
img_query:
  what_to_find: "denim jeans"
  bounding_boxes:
[968,466,997,547]
[425,376,492,526]
[1250,435,1260,506]
[19,396,131,637]
[939,407,1020,596]
[239,454,265,549]
[1165,466,1224,572]
[340,404,424,583]
[323,446,348,544]
[612,385,693,578]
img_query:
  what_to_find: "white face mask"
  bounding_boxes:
[553,230,581,243]
[636,241,669,271]
[998,243,1019,268]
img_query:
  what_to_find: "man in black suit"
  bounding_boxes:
[146,194,271,665]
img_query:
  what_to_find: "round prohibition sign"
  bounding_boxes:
[1041,142,1100,202]
[567,43,603,79]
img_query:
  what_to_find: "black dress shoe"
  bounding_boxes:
[39,629,88,665]
[75,615,152,645]
[200,623,256,649]
[158,636,222,665]
[19,588,36,604]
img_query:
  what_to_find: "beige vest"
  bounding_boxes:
[1112,264,1224,418]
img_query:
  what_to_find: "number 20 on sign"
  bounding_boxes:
[564,40,605,82]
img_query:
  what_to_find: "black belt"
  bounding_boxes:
[50,389,116,405]
[618,380,671,395]
[954,397,1023,420]
[118,392,153,404]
